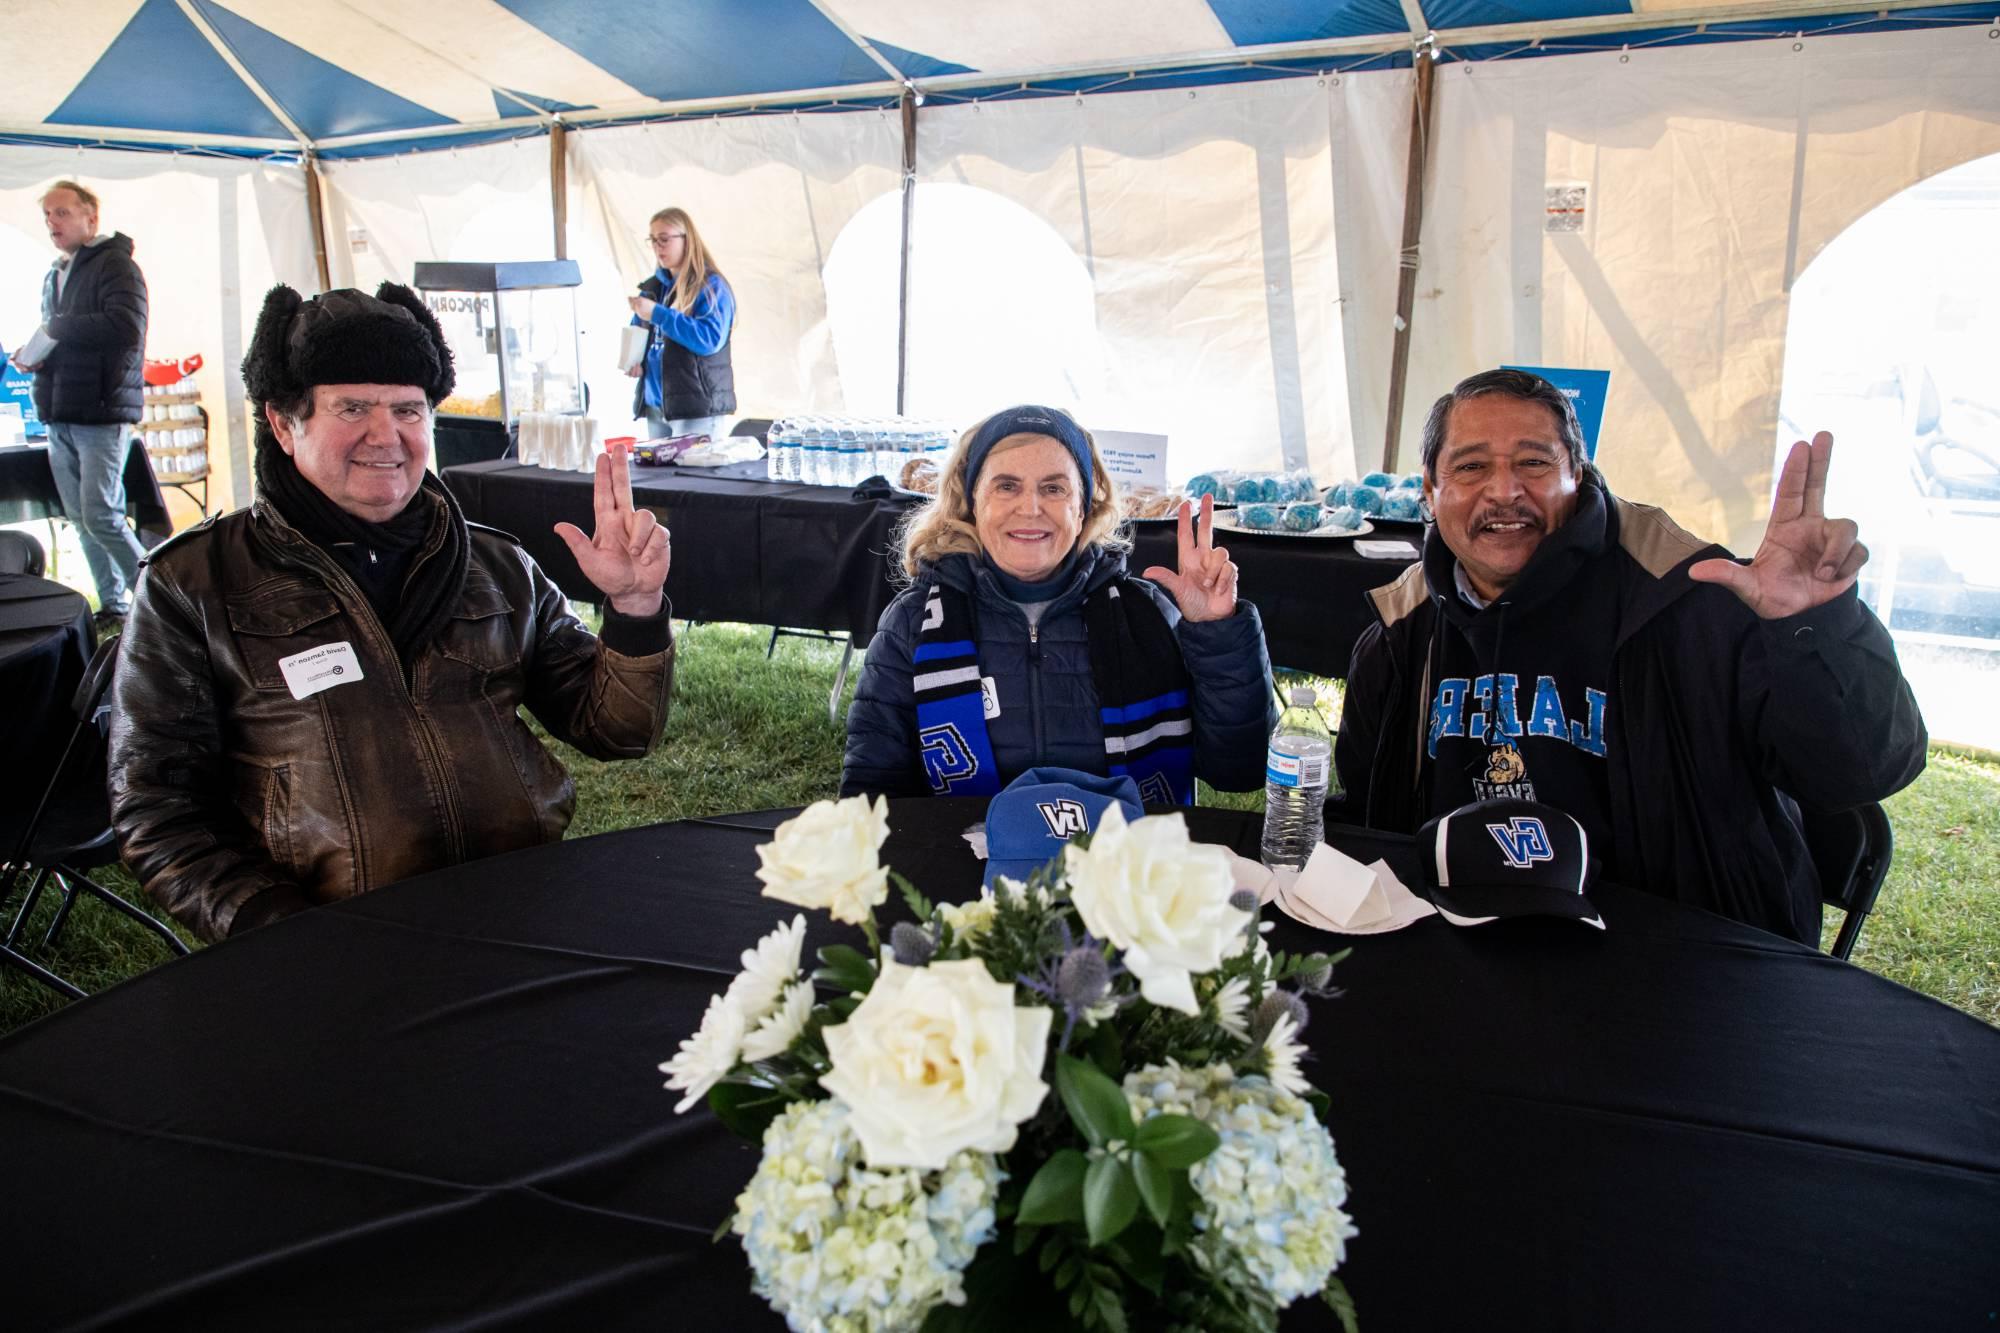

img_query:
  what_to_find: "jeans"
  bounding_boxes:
[642,410,727,441]
[46,421,147,614]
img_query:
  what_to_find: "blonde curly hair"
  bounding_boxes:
[898,420,1127,578]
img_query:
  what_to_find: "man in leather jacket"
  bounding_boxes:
[109,283,675,942]
[1335,369,1925,944]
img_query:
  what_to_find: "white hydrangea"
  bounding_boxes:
[734,1100,1003,1332]
[1123,1061,1356,1308]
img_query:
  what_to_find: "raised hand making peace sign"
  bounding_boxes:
[1687,431,1866,619]
[1142,493,1240,623]
[554,442,670,617]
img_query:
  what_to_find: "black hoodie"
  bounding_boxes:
[1333,481,1927,945]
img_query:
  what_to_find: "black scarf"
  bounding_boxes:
[255,429,469,668]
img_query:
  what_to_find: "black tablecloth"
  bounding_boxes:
[443,459,911,648]
[0,573,91,813]
[0,440,173,544]
[442,460,1421,673]
[2,798,1994,1331]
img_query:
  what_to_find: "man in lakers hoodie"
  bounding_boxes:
[1335,369,1925,945]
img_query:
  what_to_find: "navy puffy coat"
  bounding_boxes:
[841,547,1276,798]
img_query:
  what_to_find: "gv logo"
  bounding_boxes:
[1138,772,1175,806]
[919,723,979,792]
[1037,799,1089,839]
[1486,817,1554,869]
[921,591,944,632]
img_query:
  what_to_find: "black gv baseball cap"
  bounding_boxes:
[1417,798,1604,929]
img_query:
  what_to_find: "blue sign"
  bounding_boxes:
[1,358,43,438]
[1503,365,1609,460]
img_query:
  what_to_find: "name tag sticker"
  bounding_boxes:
[278,641,364,700]
[981,675,1001,720]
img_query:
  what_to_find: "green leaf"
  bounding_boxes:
[1084,1016,1124,1075]
[1304,1087,1332,1125]
[705,1081,789,1139]
[1011,1224,1038,1257]
[890,869,933,922]
[813,943,876,993]
[1057,1053,1135,1148]
[1083,1155,1140,1246]
[1108,1224,1166,1297]
[1129,1150,1176,1227]
[1017,1149,1089,1226]
[1322,1276,1360,1333]
[1132,1113,1221,1170]
[1092,1284,1129,1333]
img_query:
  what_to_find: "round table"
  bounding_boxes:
[0,572,92,815]
[1,799,1994,1331]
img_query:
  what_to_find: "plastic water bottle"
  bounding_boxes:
[835,421,866,486]
[1260,687,1334,870]
[800,416,830,486]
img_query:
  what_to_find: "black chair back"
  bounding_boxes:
[0,529,45,576]
[730,417,774,441]
[1801,803,1894,961]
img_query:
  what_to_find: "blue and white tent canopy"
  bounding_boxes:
[2,0,1994,157]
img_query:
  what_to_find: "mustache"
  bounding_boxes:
[1471,506,1542,529]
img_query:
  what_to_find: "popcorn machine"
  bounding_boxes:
[411,260,584,469]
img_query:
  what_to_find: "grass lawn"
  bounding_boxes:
[2,622,1995,1035]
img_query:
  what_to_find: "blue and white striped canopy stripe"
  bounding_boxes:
[6,0,1991,158]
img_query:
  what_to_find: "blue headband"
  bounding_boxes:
[962,405,1096,510]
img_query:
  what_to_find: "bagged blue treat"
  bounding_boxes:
[1186,472,1227,501]
[1239,503,1282,529]
[1281,502,1322,532]
[1383,491,1422,521]
[1324,479,1353,508]
[1233,476,1280,504]
[1350,484,1386,516]
[1361,471,1396,489]
[1322,505,1363,531]
[1393,473,1425,491]
[1277,470,1319,502]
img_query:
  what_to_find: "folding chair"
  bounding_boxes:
[1800,803,1894,962]
[0,529,46,576]
[1,636,188,999]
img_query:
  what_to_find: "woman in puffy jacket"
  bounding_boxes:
[841,404,1275,802]
[627,206,736,439]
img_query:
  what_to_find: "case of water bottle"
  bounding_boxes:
[763,415,955,487]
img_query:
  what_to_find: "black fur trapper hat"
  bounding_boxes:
[241,281,455,412]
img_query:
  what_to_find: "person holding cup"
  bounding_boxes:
[627,207,735,441]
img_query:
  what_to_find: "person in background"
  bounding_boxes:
[627,207,735,440]
[111,282,675,943]
[8,179,149,631]
[842,404,1274,803]
[1334,367,1926,944]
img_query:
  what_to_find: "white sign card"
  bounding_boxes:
[1091,429,1168,491]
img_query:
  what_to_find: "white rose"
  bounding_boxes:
[819,958,1053,1169]
[1065,807,1251,1015]
[755,795,890,925]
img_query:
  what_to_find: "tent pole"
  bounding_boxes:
[894,87,918,416]
[550,123,569,260]
[302,152,331,293]
[1381,49,1436,473]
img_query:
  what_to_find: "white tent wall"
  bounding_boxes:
[566,112,903,438]
[0,144,317,521]
[1386,25,2000,553]
[317,138,555,292]
[915,77,1357,485]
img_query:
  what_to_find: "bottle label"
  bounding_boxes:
[1266,746,1328,789]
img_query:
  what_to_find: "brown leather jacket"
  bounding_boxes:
[109,499,673,942]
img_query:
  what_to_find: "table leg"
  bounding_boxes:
[828,642,855,723]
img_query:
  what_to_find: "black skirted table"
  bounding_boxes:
[0,573,92,812]
[2,798,1994,1331]
[0,440,173,545]
[441,460,1421,676]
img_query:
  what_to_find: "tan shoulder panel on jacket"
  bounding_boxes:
[1368,561,1431,626]
[1615,495,1713,578]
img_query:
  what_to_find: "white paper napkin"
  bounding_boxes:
[1241,843,1435,934]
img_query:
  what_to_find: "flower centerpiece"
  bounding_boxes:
[660,795,1359,1333]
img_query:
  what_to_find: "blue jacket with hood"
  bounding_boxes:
[841,546,1276,798]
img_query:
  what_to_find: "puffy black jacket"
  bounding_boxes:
[1333,487,1927,944]
[33,232,148,426]
[630,271,735,421]
[842,547,1276,798]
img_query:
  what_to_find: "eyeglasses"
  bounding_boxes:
[646,233,687,247]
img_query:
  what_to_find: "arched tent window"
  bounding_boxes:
[1777,151,2000,753]
[823,182,1104,423]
